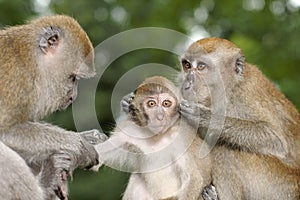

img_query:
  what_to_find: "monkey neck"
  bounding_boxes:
[145,119,181,150]
[227,64,299,127]
[208,84,228,113]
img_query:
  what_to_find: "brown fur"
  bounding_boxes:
[180,37,300,199]
[0,15,101,200]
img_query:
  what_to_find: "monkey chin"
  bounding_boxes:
[147,125,167,135]
[147,116,179,136]
[181,86,198,102]
[59,99,73,111]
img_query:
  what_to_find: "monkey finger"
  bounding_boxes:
[84,157,100,170]
[121,101,130,113]
[180,99,191,108]
[202,185,218,200]
[61,170,69,181]
[121,92,135,113]
[180,107,202,128]
[181,100,210,117]
[80,130,108,145]
[125,92,135,102]
[180,101,198,116]
[52,152,72,171]
[89,160,104,172]
[55,185,68,200]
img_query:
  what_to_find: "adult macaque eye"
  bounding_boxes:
[147,100,156,107]
[162,100,172,107]
[197,62,207,71]
[70,74,78,82]
[181,59,192,71]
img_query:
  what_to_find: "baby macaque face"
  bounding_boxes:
[142,93,179,134]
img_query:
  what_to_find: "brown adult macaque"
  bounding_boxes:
[179,38,300,199]
[0,15,107,200]
[96,76,212,200]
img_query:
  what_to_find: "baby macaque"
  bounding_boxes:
[95,76,211,200]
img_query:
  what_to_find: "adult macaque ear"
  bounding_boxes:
[39,26,62,54]
[235,56,245,75]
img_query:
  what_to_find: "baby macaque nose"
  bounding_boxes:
[157,114,164,121]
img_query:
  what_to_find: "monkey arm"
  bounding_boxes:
[0,122,101,169]
[80,129,108,145]
[180,100,291,165]
[94,137,144,172]
[0,121,104,200]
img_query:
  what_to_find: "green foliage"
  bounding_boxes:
[0,0,35,27]
[0,0,299,199]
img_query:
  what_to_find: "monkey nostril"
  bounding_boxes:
[157,114,164,121]
[183,81,192,90]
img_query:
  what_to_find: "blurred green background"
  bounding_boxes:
[0,0,299,199]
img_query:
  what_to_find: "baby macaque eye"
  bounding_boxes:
[147,100,156,107]
[162,100,172,107]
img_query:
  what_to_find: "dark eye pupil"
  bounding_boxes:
[198,65,205,70]
[182,60,191,70]
[148,101,155,107]
[70,75,76,82]
[196,62,208,71]
[163,101,171,107]
[48,35,58,45]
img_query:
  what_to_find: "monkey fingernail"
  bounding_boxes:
[180,100,190,107]
[55,186,67,200]
[61,170,69,181]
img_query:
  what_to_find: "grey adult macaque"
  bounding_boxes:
[0,15,107,200]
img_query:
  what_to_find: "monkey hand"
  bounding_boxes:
[202,185,218,200]
[121,92,135,113]
[79,130,108,171]
[80,129,108,145]
[42,141,100,200]
[76,138,100,171]
[40,152,73,200]
[180,99,211,128]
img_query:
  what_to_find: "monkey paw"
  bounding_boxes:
[41,152,72,200]
[78,138,101,170]
[180,100,210,128]
[180,100,200,127]
[80,129,108,145]
[54,171,68,200]
[202,185,218,200]
[121,92,135,113]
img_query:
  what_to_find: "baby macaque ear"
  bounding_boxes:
[235,56,245,75]
[39,26,62,54]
